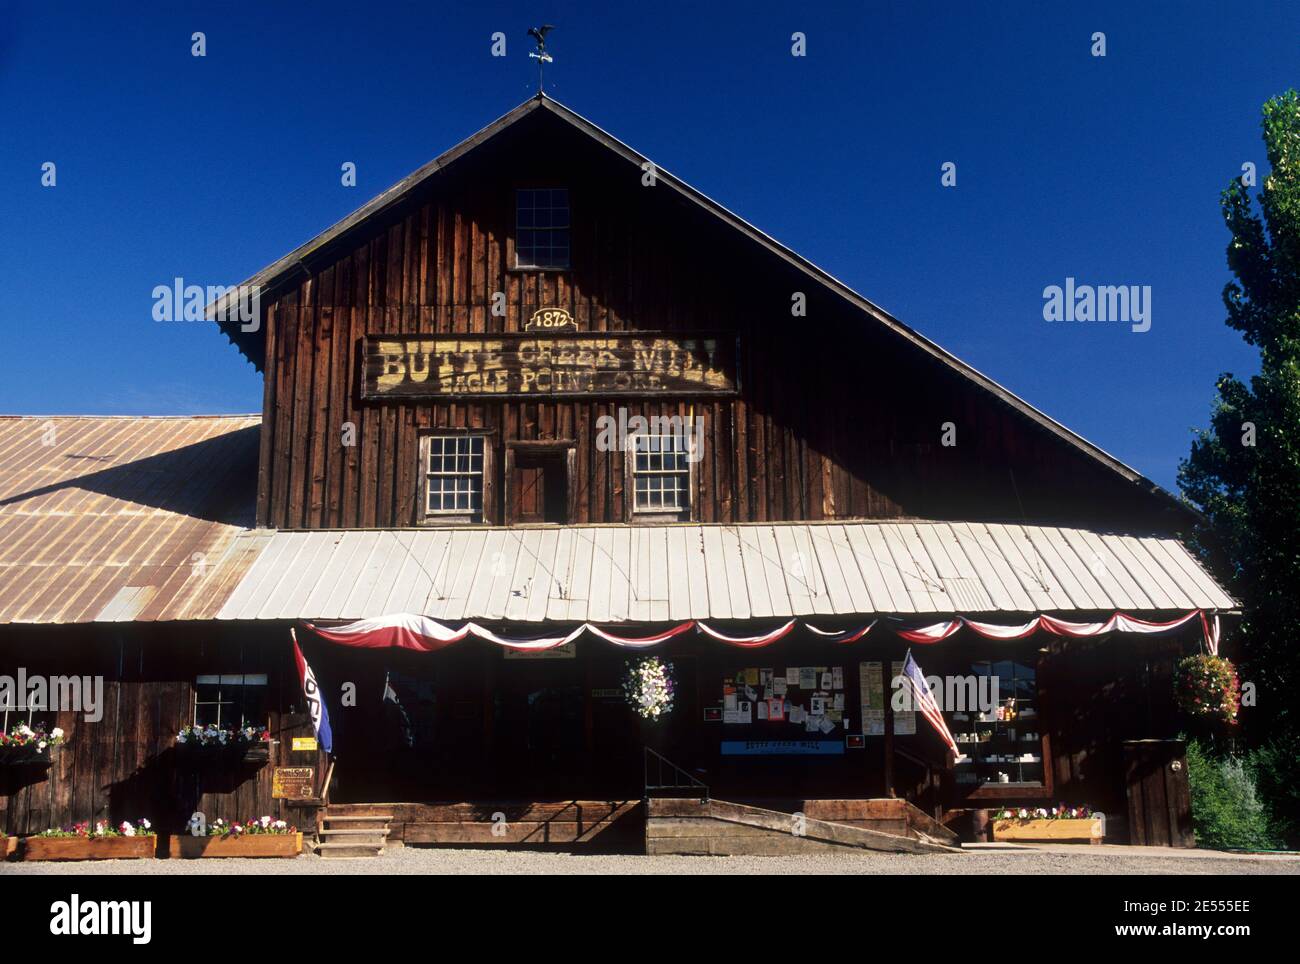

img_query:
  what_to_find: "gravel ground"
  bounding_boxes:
[3,845,1298,875]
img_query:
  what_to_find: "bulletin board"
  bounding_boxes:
[718,665,848,755]
[858,661,915,737]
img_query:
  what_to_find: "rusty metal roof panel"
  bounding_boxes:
[0,415,260,623]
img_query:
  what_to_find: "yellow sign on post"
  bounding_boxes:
[292,737,318,752]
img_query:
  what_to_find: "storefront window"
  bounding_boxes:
[950,659,1043,787]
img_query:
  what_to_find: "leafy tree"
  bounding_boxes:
[1179,91,1300,747]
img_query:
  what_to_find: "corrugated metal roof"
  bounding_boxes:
[217,522,1236,624]
[0,416,261,623]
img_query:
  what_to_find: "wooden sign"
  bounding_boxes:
[271,766,315,800]
[525,307,576,332]
[362,332,739,399]
[291,736,318,752]
[503,641,577,660]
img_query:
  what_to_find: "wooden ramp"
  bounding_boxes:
[325,798,960,855]
[646,798,961,856]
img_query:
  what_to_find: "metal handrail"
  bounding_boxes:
[895,745,949,773]
[643,746,709,802]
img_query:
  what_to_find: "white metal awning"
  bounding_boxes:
[215,521,1236,624]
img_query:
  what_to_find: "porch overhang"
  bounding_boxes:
[215,521,1236,624]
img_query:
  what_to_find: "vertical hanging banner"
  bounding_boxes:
[291,629,333,755]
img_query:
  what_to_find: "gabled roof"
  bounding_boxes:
[0,416,261,623]
[211,94,1181,514]
[217,522,1236,624]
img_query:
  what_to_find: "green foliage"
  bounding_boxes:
[1179,90,1300,743]
[1248,738,1300,845]
[1185,738,1281,850]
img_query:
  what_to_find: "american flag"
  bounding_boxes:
[901,651,958,756]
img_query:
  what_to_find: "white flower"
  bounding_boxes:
[17,724,33,738]
[51,727,64,740]
[141,819,151,830]
[37,741,47,751]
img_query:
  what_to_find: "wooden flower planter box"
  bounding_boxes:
[22,835,157,861]
[168,832,302,859]
[0,745,61,767]
[1,835,16,860]
[992,817,1103,845]
[176,742,270,768]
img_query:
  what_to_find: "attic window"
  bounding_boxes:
[515,188,570,269]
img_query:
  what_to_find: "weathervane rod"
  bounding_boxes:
[527,24,555,96]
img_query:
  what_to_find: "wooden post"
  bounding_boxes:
[482,646,496,792]
[883,661,895,798]
[583,643,595,794]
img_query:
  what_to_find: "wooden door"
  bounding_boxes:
[1122,739,1195,847]
[507,445,573,524]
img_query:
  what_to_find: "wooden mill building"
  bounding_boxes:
[0,96,1234,853]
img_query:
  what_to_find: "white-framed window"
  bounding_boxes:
[193,674,268,728]
[630,431,694,519]
[515,188,570,269]
[420,433,489,523]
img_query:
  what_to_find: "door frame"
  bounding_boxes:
[503,439,576,525]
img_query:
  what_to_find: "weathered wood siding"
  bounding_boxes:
[257,111,1178,533]
[0,624,321,837]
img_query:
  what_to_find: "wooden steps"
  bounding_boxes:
[646,798,963,856]
[317,810,392,859]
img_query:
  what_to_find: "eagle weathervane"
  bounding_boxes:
[527,24,555,94]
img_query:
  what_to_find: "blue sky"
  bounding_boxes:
[2,1,1294,492]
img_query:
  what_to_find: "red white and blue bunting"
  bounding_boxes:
[302,609,1216,652]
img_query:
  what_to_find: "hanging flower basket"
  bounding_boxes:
[1174,654,1240,724]
[623,656,676,721]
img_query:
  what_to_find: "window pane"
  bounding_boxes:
[632,433,692,513]
[516,188,570,268]
[424,435,485,517]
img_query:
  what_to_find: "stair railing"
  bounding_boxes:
[643,746,709,803]
[894,745,946,820]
